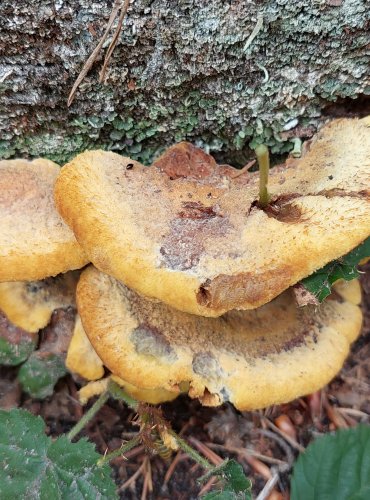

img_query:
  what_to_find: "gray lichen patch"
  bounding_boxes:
[0,1,369,165]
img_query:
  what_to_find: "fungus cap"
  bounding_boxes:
[0,158,88,281]
[78,376,181,406]
[65,315,104,381]
[55,117,370,316]
[77,266,362,411]
[0,271,80,333]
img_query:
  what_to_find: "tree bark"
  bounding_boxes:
[0,0,369,166]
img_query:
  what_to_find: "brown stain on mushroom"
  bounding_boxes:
[0,168,40,210]
[197,266,295,311]
[153,142,216,180]
[263,195,304,224]
[160,201,230,271]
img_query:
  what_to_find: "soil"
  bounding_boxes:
[0,265,369,499]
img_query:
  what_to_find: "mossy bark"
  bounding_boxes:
[0,0,369,166]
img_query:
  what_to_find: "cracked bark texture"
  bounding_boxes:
[0,0,369,166]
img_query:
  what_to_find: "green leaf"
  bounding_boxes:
[0,312,37,365]
[18,352,67,398]
[202,491,239,500]
[301,237,370,302]
[200,460,252,500]
[0,336,36,366]
[291,424,370,500]
[0,409,118,500]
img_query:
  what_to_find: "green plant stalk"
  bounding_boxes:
[170,431,214,470]
[108,380,139,410]
[97,436,141,466]
[67,391,109,441]
[255,144,270,207]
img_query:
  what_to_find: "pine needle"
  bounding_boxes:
[67,0,128,107]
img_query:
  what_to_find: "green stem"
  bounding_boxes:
[67,391,109,441]
[291,137,302,158]
[170,431,214,470]
[108,380,139,410]
[255,144,270,208]
[97,436,141,466]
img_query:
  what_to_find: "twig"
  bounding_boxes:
[164,451,185,484]
[257,429,295,467]
[256,471,280,500]
[67,0,122,106]
[99,0,130,82]
[97,436,141,465]
[323,396,349,429]
[230,159,256,178]
[67,391,109,441]
[198,477,219,496]
[243,14,264,52]
[206,442,288,466]
[118,459,145,492]
[337,407,369,419]
[244,454,271,480]
[263,418,305,453]
[188,437,224,466]
[141,456,153,500]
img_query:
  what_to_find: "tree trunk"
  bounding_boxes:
[0,0,369,166]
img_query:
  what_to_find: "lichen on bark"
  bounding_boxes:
[0,0,369,166]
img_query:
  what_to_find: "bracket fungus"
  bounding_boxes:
[0,158,88,282]
[76,266,362,411]
[0,158,88,374]
[55,117,370,316]
[66,316,182,405]
[0,272,79,333]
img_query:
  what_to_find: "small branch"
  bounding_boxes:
[263,418,305,453]
[108,379,139,410]
[99,0,130,82]
[256,471,280,500]
[97,436,141,466]
[255,144,270,208]
[67,0,122,106]
[67,391,109,441]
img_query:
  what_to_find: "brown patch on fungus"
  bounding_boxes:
[153,142,217,180]
[130,324,177,362]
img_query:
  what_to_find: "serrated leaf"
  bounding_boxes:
[200,460,252,500]
[290,424,370,500]
[301,237,370,302]
[0,409,117,500]
[18,352,67,398]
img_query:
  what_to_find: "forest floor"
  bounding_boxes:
[0,264,369,499]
